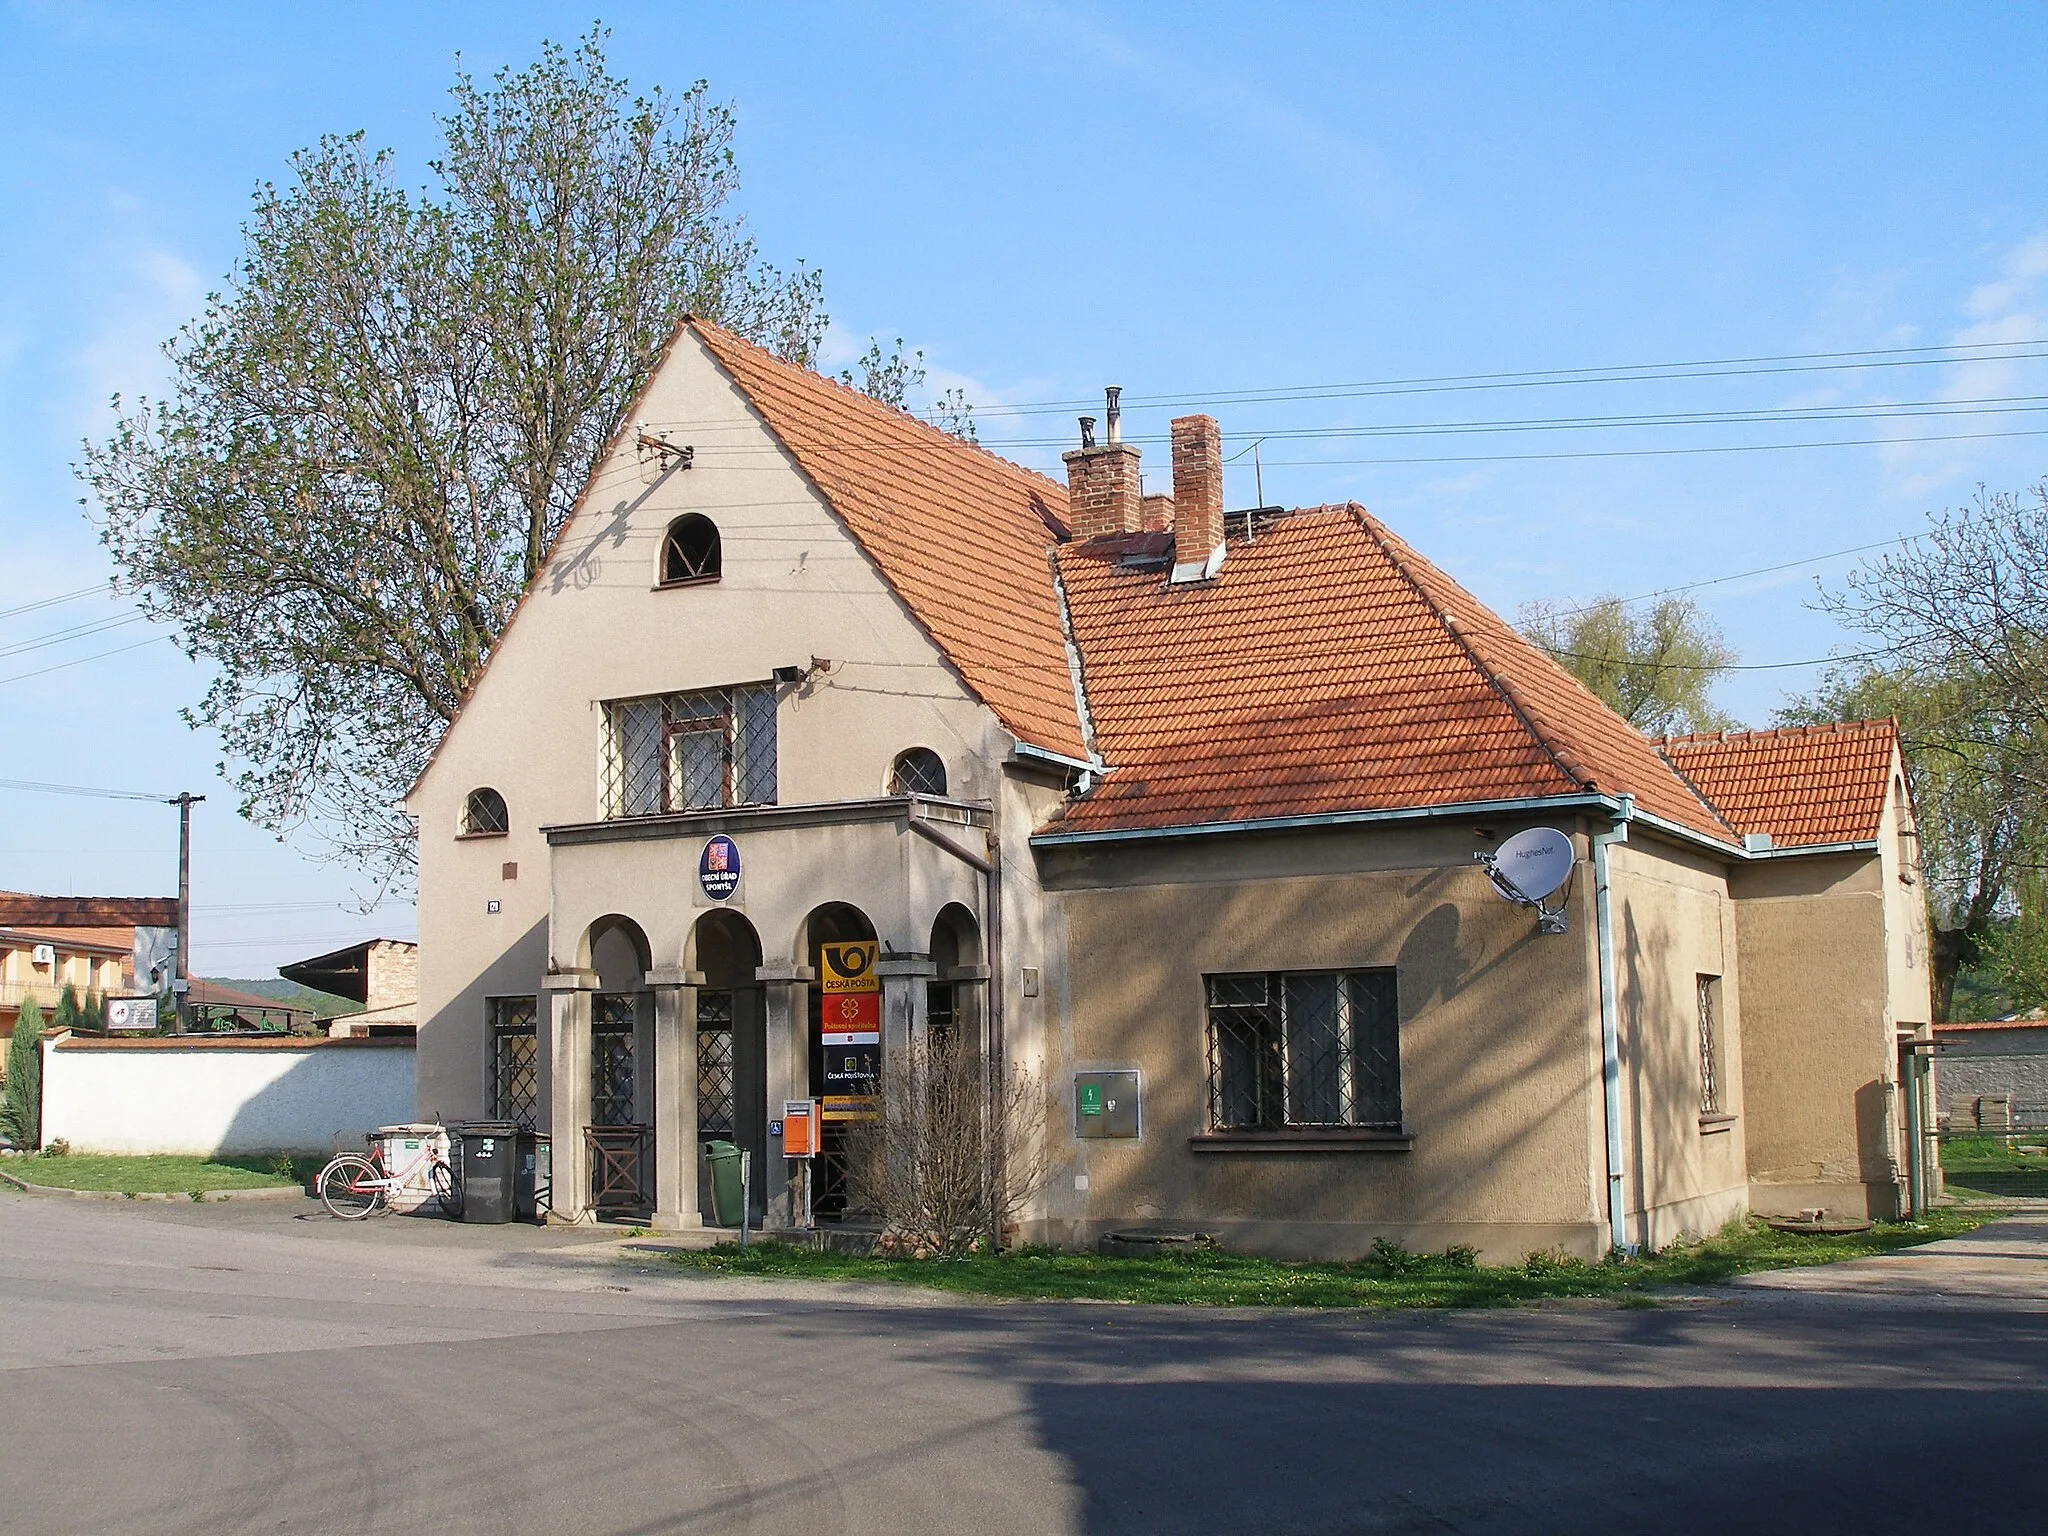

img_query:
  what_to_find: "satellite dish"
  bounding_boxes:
[1485,827,1575,903]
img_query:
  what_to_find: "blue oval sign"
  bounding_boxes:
[699,835,741,901]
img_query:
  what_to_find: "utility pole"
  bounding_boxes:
[169,792,203,1033]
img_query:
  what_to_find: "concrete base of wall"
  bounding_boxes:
[1633,1184,1750,1253]
[1030,1216,1611,1265]
[1750,1178,1903,1222]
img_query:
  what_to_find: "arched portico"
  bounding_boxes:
[543,914,654,1222]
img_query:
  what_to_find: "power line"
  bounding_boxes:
[963,393,2048,451]
[0,584,116,622]
[1245,424,2048,468]
[1549,644,1895,674]
[1553,535,1924,617]
[0,633,173,687]
[953,338,2048,418]
[0,775,174,803]
[0,610,147,662]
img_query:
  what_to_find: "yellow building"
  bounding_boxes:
[405,320,1931,1255]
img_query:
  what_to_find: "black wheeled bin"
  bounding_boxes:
[455,1121,518,1223]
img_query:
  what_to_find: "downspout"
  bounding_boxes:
[1591,794,1636,1256]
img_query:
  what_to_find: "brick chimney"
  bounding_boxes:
[1063,388,1142,538]
[1170,413,1224,574]
[1141,492,1175,532]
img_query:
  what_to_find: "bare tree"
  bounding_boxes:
[844,1027,1048,1257]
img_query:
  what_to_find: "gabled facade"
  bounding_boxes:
[408,321,1930,1256]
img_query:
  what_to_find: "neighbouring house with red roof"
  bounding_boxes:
[407,319,1932,1255]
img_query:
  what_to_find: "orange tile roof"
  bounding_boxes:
[691,321,1088,759]
[1656,721,1897,848]
[1048,506,1732,839]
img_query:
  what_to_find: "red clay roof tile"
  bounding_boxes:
[1656,720,1896,847]
[1049,506,1731,839]
[692,321,1087,759]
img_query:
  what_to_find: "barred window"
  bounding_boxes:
[603,685,776,818]
[695,989,735,1138]
[592,994,638,1127]
[488,996,538,1128]
[1206,970,1401,1132]
[1697,974,1722,1117]
[463,787,509,836]
[890,747,947,798]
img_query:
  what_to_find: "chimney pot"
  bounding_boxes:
[1105,386,1122,445]
[1063,395,1144,539]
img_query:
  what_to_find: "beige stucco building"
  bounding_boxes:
[407,320,1930,1259]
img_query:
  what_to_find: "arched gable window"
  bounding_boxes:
[462,787,509,837]
[661,514,722,585]
[889,747,948,798]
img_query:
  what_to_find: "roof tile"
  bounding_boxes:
[1657,721,1896,847]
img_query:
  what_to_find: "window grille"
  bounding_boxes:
[1697,975,1721,1116]
[695,989,735,1138]
[603,685,776,818]
[591,995,637,1127]
[463,787,509,836]
[890,747,948,798]
[661,515,721,584]
[489,996,539,1128]
[1206,970,1400,1131]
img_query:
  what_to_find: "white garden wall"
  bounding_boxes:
[40,1033,416,1156]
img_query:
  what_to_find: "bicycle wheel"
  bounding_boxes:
[430,1157,460,1218]
[318,1154,383,1219]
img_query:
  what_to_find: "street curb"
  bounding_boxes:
[0,1167,311,1203]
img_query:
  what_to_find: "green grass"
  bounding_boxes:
[659,1211,1990,1309]
[0,1152,313,1194]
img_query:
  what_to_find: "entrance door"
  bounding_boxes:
[692,910,767,1219]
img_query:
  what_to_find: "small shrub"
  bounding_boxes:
[41,1138,71,1158]
[269,1154,296,1179]
[1441,1244,1479,1270]
[1523,1248,1588,1278]
[189,1190,205,1202]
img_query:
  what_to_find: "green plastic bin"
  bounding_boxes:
[703,1139,743,1226]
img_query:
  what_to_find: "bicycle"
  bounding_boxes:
[317,1128,458,1219]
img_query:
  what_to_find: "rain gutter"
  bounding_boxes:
[1591,794,1636,1256]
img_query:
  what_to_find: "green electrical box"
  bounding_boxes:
[1074,1070,1141,1139]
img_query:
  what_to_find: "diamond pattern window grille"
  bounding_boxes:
[1207,970,1400,1131]
[696,989,736,1138]
[1697,975,1721,1116]
[603,685,777,819]
[488,996,539,1128]
[591,995,637,1127]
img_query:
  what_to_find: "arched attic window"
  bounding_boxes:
[889,747,948,798]
[661,514,721,586]
[462,787,509,837]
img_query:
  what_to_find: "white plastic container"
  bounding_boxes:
[370,1123,450,1212]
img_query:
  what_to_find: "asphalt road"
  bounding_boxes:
[2,1188,2043,1535]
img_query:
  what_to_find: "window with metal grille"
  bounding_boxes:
[603,685,776,818]
[463,787,509,836]
[591,995,637,1126]
[1697,974,1722,1116]
[1206,970,1400,1131]
[488,996,539,1128]
[890,747,947,798]
[660,514,721,585]
[695,989,735,1138]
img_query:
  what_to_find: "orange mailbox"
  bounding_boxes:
[781,1099,820,1159]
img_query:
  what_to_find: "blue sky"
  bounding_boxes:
[3,2,2045,974]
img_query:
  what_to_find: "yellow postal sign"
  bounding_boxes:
[819,940,879,994]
